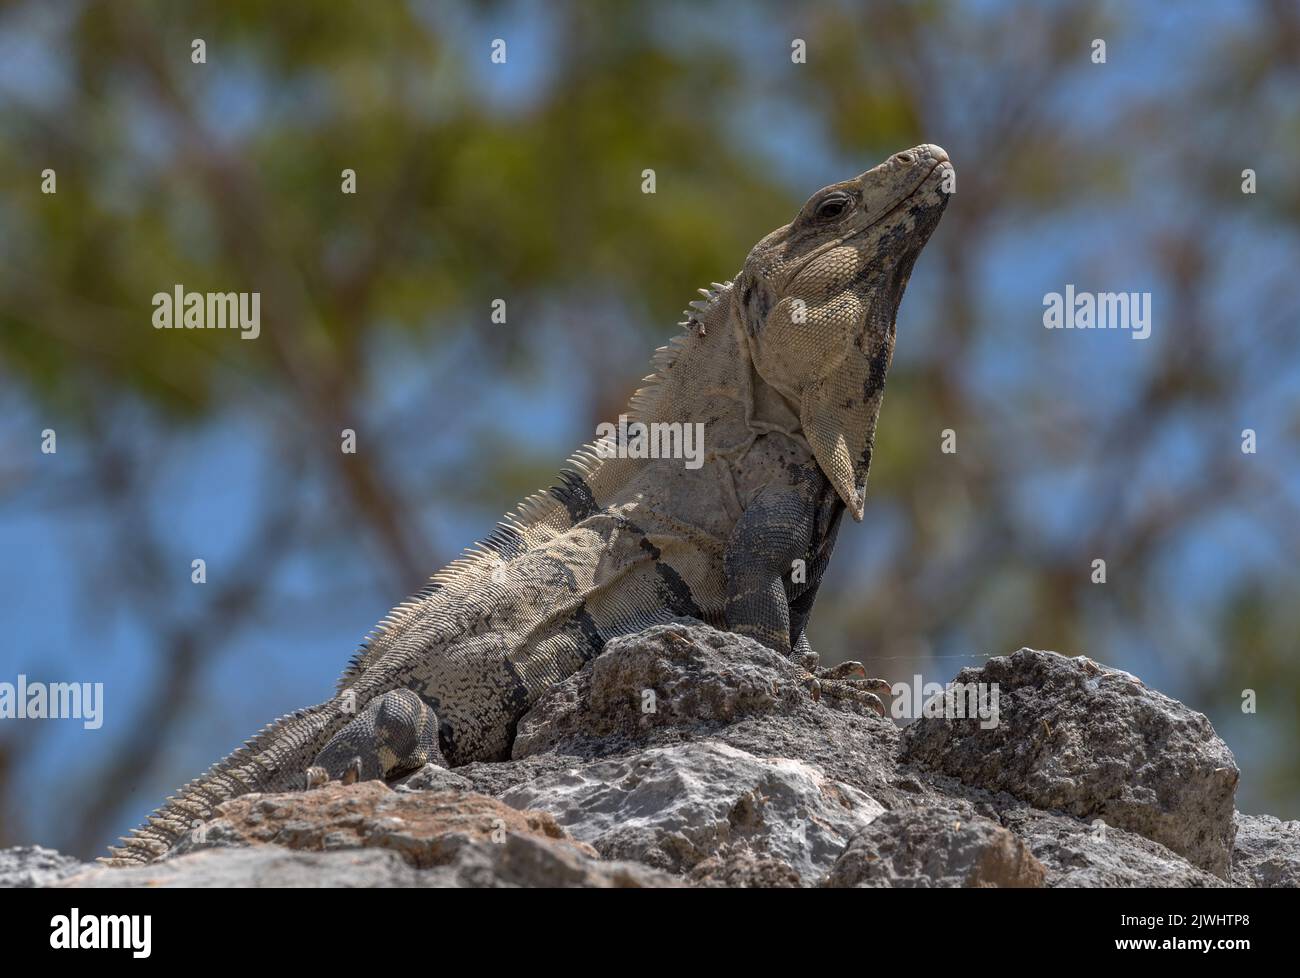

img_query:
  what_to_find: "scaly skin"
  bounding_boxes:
[106,145,952,865]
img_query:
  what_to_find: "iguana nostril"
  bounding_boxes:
[895,152,914,164]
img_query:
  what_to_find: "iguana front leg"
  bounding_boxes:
[723,485,888,715]
[723,483,811,655]
[305,688,444,787]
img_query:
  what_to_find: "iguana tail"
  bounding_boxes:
[102,701,345,866]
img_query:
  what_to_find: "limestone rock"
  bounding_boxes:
[901,649,1239,878]
[503,739,883,884]
[17,624,1289,889]
[824,804,1046,887]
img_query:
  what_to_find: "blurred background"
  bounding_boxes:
[1,0,1297,859]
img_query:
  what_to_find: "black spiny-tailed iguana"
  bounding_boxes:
[107,144,953,865]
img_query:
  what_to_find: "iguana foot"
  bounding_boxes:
[804,661,892,717]
[791,647,892,716]
[305,688,443,788]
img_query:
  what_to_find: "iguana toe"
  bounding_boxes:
[814,676,889,717]
[817,660,868,681]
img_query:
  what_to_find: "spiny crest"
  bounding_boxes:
[343,280,734,685]
[627,279,732,419]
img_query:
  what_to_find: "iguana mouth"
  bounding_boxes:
[859,158,950,232]
[872,160,952,253]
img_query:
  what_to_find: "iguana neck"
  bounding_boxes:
[632,282,803,457]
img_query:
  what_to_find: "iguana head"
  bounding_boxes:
[737,144,952,520]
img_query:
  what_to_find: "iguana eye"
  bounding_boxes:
[814,193,852,221]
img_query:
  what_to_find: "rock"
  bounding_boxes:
[0,845,88,888]
[393,763,475,793]
[511,623,814,758]
[1001,807,1226,887]
[824,805,1046,887]
[688,851,803,887]
[169,780,589,865]
[901,649,1239,878]
[62,836,677,888]
[63,840,678,888]
[507,620,902,807]
[501,740,883,884]
[20,623,1293,888]
[62,847,438,887]
[1231,813,1300,888]
[82,780,677,888]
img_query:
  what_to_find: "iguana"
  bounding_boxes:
[107,144,953,865]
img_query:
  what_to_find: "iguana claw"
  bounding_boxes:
[340,757,363,785]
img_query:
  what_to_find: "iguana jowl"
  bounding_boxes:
[108,144,953,864]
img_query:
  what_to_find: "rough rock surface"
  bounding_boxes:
[901,649,1239,878]
[825,805,1047,888]
[59,781,675,888]
[502,740,883,883]
[9,623,1296,887]
[995,805,1226,887]
[510,625,813,758]
[0,846,87,887]
[1230,813,1300,888]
